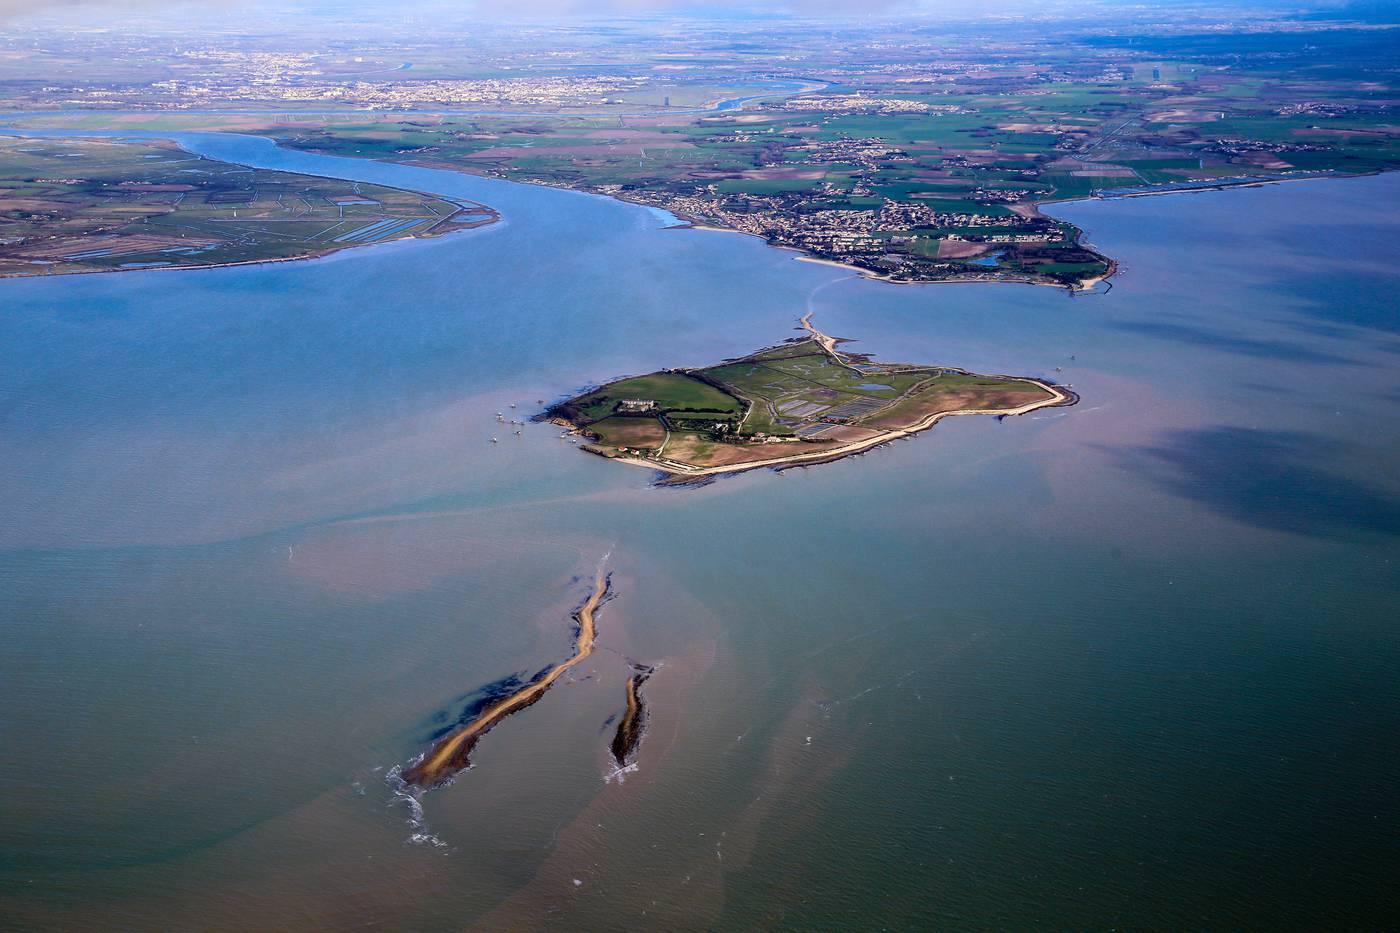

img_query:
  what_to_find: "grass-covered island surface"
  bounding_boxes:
[0,135,497,277]
[544,317,1075,479]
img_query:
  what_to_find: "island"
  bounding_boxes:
[542,317,1075,479]
[610,663,654,770]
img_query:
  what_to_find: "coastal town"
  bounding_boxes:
[620,185,1077,284]
[6,12,1396,287]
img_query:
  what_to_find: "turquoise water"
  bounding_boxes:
[1,135,1398,929]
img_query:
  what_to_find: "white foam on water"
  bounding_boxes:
[384,762,449,848]
[408,831,449,848]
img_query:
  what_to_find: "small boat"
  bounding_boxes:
[491,437,498,443]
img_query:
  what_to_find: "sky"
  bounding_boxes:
[0,0,919,16]
[0,0,1384,26]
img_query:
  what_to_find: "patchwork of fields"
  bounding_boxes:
[5,20,1398,288]
[548,335,1068,477]
[0,136,495,276]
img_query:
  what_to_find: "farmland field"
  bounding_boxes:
[0,136,495,277]
[561,372,744,423]
[548,333,1069,476]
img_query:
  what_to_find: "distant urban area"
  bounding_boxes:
[2,9,1397,285]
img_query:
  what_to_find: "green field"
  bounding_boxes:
[551,336,1061,474]
[6,21,1396,289]
[0,136,493,277]
[565,372,744,423]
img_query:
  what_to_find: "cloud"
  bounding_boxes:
[0,0,233,22]
[0,0,84,17]
[467,0,916,13]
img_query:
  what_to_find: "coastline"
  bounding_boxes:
[676,220,1102,292]
[556,313,1080,481]
[1080,170,1365,202]
[460,163,1377,295]
[6,101,1399,929]
[5,118,1391,295]
[791,252,1089,291]
[610,378,1077,480]
[298,152,1113,293]
[0,219,497,281]
[0,131,501,281]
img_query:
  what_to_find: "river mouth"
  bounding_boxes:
[4,111,1399,930]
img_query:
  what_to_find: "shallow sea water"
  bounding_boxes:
[1,134,1398,929]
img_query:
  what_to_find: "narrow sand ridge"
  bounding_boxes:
[403,568,609,788]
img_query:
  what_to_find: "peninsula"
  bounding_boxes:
[0,135,497,278]
[544,317,1075,479]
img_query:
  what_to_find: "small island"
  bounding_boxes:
[611,663,654,770]
[543,317,1076,479]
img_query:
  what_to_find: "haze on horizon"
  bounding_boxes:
[1,0,1388,26]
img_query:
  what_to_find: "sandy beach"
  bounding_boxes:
[592,313,1078,480]
[613,379,1075,479]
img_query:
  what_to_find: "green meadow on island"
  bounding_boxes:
[545,323,1073,478]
